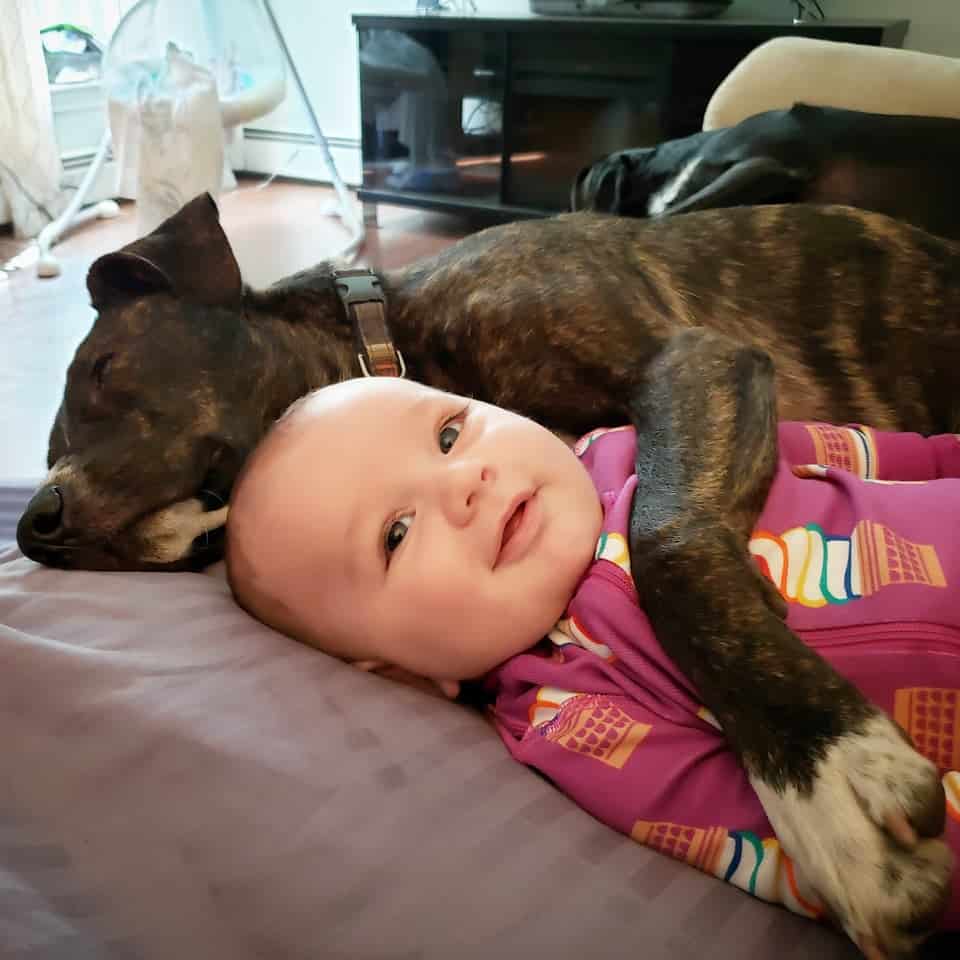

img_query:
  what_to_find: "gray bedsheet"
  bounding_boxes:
[0,484,858,959]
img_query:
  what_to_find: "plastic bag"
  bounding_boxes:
[108,41,224,236]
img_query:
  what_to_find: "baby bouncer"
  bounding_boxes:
[37,0,362,277]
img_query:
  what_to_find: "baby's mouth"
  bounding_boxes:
[496,495,533,568]
[501,501,526,553]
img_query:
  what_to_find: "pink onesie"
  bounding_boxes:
[487,422,960,928]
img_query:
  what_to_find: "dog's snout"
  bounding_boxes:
[17,485,69,564]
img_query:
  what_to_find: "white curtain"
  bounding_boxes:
[0,1,67,238]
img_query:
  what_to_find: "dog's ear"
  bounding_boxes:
[88,193,242,309]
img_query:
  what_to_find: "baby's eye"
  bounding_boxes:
[438,418,463,454]
[385,514,413,556]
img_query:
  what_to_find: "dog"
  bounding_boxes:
[16,194,960,955]
[571,103,960,243]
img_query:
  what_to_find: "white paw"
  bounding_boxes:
[752,712,953,957]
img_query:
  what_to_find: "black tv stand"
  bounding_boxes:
[353,11,908,222]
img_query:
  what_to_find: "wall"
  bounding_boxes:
[243,0,416,184]
[730,1,960,57]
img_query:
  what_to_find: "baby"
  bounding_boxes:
[227,376,960,940]
[226,376,602,696]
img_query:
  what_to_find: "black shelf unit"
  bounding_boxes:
[353,11,909,222]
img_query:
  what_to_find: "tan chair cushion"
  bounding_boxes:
[704,36,960,130]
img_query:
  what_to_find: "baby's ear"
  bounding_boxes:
[433,679,461,700]
[352,660,386,673]
[351,660,461,700]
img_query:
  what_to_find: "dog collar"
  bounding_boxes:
[331,268,406,378]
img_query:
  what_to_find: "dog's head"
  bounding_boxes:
[17,193,351,571]
[571,149,651,216]
[572,120,816,219]
[570,132,712,216]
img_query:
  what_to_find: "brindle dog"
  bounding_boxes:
[17,194,960,955]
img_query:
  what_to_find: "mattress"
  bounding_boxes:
[0,481,858,959]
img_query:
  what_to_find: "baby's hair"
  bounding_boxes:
[225,388,377,662]
[225,398,310,632]
[274,389,316,425]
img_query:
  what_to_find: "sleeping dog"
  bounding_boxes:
[18,194,960,955]
[571,103,960,243]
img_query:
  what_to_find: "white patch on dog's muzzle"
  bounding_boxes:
[648,155,703,218]
[134,498,229,563]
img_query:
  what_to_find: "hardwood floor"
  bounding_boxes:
[0,180,473,484]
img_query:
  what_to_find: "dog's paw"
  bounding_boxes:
[753,712,953,958]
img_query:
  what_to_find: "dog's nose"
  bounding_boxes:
[17,485,67,560]
[23,485,65,537]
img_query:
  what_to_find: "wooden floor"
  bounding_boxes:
[0,180,472,484]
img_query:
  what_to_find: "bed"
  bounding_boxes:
[0,481,859,959]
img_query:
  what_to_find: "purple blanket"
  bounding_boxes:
[0,480,859,959]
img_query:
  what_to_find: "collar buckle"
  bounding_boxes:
[332,268,405,378]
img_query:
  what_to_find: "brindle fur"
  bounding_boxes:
[18,193,960,571]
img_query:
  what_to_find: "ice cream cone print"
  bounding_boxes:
[854,520,945,595]
[894,688,960,772]
[719,833,821,917]
[805,423,878,477]
[573,425,634,457]
[549,614,615,662]
[594,530,631,575]
[631,820,728,872]
[750,520,945,607]
[945,771,960,825]
[529,685,580,728]
[629,822,824,919]
[539,694,650,768]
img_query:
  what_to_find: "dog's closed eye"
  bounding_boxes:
[198,479,227,512]
[91,353,114,387]
[197,439,248,512]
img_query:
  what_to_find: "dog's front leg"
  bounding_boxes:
[627,329,952,958]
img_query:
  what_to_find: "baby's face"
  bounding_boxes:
[239,378,602,683]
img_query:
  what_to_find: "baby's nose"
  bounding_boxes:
[441,460,493,526]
